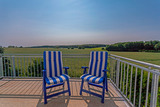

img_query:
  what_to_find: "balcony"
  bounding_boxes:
[0,54,160,107]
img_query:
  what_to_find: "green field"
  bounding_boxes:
[3,48,160,65]
[109,51,160,66]
[4,48,91,54]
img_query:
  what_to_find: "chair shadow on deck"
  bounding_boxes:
[81,89,120,107]
[78,82,122,107]
[37,87,71,107]
[37,80,126,107]
[0,79,127,107]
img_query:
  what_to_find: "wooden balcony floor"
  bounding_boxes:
[0,79,130,107]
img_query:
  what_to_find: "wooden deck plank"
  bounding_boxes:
[0,79,130,107]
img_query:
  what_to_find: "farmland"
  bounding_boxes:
[3,47,160,65]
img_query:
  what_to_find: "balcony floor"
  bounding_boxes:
[0,79,129,107]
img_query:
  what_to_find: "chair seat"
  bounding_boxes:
[45,74,70,85]
[80,74,104,84]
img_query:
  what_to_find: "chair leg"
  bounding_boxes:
[67,80,71,96]
[43,78,47,104]
[106,78,108,92]
[101,79,106,103]
[80,79,84,95]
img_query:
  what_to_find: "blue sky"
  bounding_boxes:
[0,0,160,46]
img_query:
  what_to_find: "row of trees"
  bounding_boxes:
[7,46,23,48]
[30,44,106,49]
[106,40,160,51]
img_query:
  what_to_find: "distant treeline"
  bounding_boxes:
[7,46,23,48]
[29,44,106,49]
[106,40,160,51]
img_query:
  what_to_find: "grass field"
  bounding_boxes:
[109,51,160,66]
[4,48,91,54]
[3,48,160,65]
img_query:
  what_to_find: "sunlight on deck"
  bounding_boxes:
[0,79,129,107]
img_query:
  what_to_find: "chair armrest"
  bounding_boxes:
[81,66,88,69]
[63,67,69,69]
[63,67,69,75]
[102,69,108,72]
[81,66,88,74]
[102,69,108,78]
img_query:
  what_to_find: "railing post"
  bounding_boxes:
[150,72,159,107]
[116,60,120,87]
[0,54,3,77]
[109,58,112,80]
[12,56,16,77]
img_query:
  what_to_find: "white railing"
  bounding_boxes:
[0,54,159,107]
[0,54,90,78]
[109,54,160,107]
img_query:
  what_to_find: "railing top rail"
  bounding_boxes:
[1,54,90,58]
[1,54,90,56]
[110,56,160,75]
[2,54,42,56]
[109,54,160,69]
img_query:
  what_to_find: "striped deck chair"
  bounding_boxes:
[80,51,108,103]
[43,51,71,104]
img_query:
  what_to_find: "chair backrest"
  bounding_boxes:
[88,51,108,77]
[43,51,63,77]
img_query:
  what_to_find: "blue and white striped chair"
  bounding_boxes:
[80,51,108,103]
[43,51,71,104]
